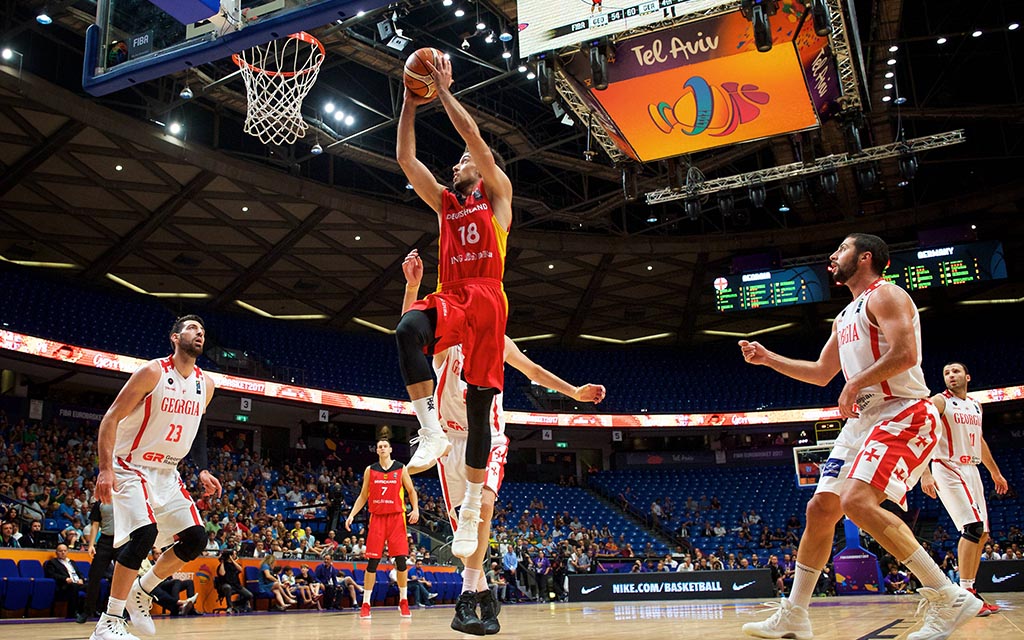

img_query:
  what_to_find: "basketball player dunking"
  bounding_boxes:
[402,249,605,635]
[396,54,512,562]
[346,439,419,620]
[920,362,1008,616]
[739,234,982,640]
[91,315,221,640]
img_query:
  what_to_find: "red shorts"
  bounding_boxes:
[409,279,507,391]
[365,512,409,559]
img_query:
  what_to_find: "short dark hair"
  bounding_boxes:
[944,362,970,376]
[465,146,506,173]
[847,233,889,275]
[170,314,205,348]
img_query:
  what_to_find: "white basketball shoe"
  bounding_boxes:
[742,598,813,640]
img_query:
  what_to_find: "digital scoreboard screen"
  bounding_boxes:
[884,241,1007,291]
[713,265,830,312]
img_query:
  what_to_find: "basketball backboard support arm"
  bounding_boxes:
[83,0,391,96]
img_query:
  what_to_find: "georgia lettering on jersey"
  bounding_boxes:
[834,279,929,411]
[937,390,983,464]
[438,181,508,285]
[115,357,208,468]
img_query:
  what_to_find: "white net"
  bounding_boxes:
[233,32,325,146]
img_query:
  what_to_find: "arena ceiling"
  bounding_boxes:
[0,0,1022,345]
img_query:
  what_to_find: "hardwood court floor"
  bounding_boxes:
[10,593,1023,640]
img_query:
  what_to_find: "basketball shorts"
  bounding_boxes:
[437,434,509,532]
[931,460,988,531]
[409,279,507,391]
[112,457,202,549]
[365,512,409,559]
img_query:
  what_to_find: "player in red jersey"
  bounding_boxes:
[346,439,419,620]
[396,53,513,562]
[920,362,1008,616]
[739,234,982,640]
[91,315,221,640]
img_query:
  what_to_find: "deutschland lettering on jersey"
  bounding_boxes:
[368,461,406,515]
[438,180,508,285]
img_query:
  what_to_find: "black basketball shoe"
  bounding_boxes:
[477,589,501,635]
[451,591,486,636]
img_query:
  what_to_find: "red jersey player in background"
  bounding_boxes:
[346,439,419,620]
[396,53,513,562]
[91,315,221,640]
[402,248,606,634]
[920,362,1008,616]
[739,234,982,640]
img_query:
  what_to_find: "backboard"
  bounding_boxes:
[792,443,833,488]
[83,0,389,96]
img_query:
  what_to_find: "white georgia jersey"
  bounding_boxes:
[433,345,506,443]
[935,389,983,464]
[834,278,929,411]
[115,356,208,468]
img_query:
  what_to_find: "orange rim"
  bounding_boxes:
[232,31,325,78]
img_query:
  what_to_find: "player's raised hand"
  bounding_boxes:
[575,384,607,404]
[423,54,453,94]
[738,340,769,365]
[96,469,115,504]
[403,86,434,107]
[199,469,223,497]
[402,249,423,288]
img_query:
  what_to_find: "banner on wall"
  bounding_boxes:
[2,329,1022,429]
[568,569,774,602]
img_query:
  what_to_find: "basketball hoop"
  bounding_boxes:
[233,31,325,146]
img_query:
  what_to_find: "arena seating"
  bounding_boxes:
[3,264,1021,414]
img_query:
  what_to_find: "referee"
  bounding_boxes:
[83,500,116,623]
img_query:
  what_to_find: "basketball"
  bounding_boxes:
[404,47,444,99]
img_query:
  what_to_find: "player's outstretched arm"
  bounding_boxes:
[430,57,513,214]
[503,337,606,403]
[95,361,161,503]
[401,249,423,315]
[738,331,840,387]
[401,467,419,525]
[396,89,446,214]
[345,467,372,531]
[980,438,1008,494]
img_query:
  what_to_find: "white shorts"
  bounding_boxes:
[931,460,988,532]
[113,457,203,549]
[816,397,939,510]
[437,435,508,532]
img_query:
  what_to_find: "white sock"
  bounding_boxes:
[903,547,948,590]
[477,573,488,593]
[106,596,126,617]
[462,482,483,513]
[139,569,162,594]
[362,589,371,605]
[399,586,408,600]
[412,396,443,433]
[462,568,482,594]
[788,563,820,609]
[960,578,975,590]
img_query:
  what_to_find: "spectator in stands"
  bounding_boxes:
[350,536,366,559]
[215,548,252,614]
[486,561,507,603]
[940,552,958,584]
[258,555,296,610]
[980,543,999,561]
[21,519,44,548]
[407,559,436,607]
[59,525,83,550]
[786,514,802,530]
[45,543,87,621]
[650,501,663,527]
[699,495,709,510]
[713,522,727,537]
[708,554,724,570]
[748,510,762,524]
[676,555,694,572]
[0,520,20,547]
[751,553,762,568]
[767,554,784,595]
[933,526,950,543]
[739,558,751,570]
[685,496,698,512]
[884,566,909,594]
[204,530,222,556]
[709,496,721,510]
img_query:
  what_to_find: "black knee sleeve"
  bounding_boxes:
[171,525,207,562]
[366,558,381,573]
[466,385,498,469]
[394,556,407,572]
[962,521,985,544]
[396,310,437,386]
[117,523,158,570]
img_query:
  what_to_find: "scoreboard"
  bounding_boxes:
[884,241,1007,291]
[713,265,830,312]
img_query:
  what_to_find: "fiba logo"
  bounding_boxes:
[195,564,212,584]
[648,77,770,138]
